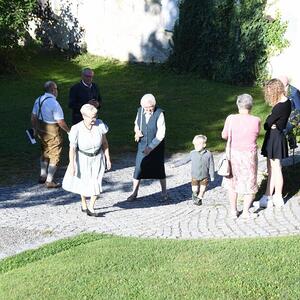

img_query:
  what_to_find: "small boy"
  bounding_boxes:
[173,135,215,205]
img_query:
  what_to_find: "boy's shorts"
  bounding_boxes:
[191,178,208,186]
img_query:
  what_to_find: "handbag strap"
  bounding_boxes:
[225,116,232,159]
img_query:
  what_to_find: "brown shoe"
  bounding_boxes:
[45,181,61,188]
[38,176,47,184]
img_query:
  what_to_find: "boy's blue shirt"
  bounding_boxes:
[174,148,215,180]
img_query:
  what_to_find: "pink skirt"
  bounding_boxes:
[223,149,258,194]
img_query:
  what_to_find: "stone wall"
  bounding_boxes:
[47,0,178,63]
[44,0,299,87]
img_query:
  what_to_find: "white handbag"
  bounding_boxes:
[217,154,231,176]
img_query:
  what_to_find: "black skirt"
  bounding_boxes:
[261,128,288,159]
[134,140,166,179]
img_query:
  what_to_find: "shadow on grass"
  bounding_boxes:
[0,49,266,186]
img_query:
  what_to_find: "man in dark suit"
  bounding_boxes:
[279,75,300,110]
[279,75,300,149]
[69,68,102,124]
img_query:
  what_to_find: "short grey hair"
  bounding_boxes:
[82,68,94,76]
[44,81,56,92]
[236,94,253,110]
[140,94,156,107]
[80,103,97,117]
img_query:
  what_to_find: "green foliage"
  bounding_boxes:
[0,234,300,299]
[169,0,289,85]
[0,0,36,72]
[289,109,300,141]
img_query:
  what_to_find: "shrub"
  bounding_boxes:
[0,0,37,73]
[169,0,288,85]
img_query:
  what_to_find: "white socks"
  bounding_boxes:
[46,164,57,182]
[40,160,48,177]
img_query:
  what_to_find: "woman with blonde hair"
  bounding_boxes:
[259,78,292,208]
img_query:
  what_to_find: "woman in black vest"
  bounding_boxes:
[127,94,168,202]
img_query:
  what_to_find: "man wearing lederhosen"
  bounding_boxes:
[31,81,70,188]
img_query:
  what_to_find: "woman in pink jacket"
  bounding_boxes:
[222,94,260,219]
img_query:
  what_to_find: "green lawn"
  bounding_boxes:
[0,49,269,185]
[0,233,299,299]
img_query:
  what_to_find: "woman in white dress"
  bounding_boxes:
[62,104,111,217]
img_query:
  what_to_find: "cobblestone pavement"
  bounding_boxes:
[1,150,300,259]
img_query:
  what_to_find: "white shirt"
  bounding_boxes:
[134,111,166,149]
[32,93,64,124]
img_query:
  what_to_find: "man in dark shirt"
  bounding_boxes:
[278,75,300,110]
[69,68,102,124]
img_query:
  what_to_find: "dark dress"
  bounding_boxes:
[261,100,291,159]
[133,107,166,180]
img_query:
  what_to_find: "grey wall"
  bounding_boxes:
[41,0,299,86]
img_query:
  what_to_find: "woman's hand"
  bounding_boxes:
[134,130,143,142]
[143,147,152,155]
[106,159,112,171]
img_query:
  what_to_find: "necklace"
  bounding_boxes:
[83,121,92,131]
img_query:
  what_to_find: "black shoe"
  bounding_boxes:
[194,197,202,206]
[86,209,102,217]
[159,194,169,203]
[192,193,198,202]
[127,194,137,201]
[81,207,87,213]
[38,176,47,184]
